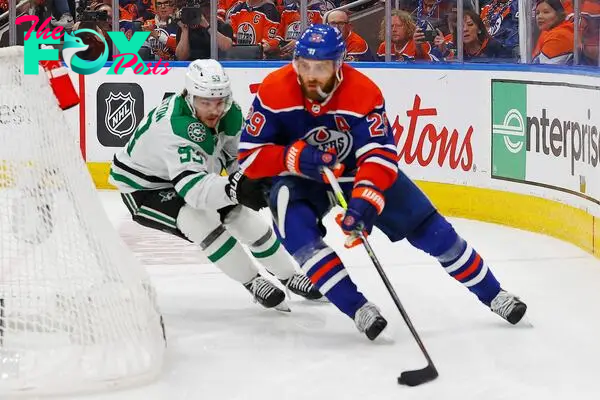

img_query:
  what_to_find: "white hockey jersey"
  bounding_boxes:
[109,93,243,211]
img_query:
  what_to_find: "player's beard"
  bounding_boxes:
[300,75,337,102]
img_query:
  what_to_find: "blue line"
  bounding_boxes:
[96,60,600,78]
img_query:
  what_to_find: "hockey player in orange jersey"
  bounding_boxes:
[237,24,528,340]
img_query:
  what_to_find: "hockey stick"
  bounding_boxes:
[322,167,439,387]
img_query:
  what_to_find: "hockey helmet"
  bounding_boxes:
[184,59,232,115]
[294,24,346,68]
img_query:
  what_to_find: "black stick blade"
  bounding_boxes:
[397,365,438,387]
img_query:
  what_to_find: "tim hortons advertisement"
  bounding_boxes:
[491,79,600,208]
[84,67,485,186]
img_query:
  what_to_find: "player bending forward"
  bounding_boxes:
[109,59,322,311]
[237,24,527,340]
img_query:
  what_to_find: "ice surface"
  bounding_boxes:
[73,191,600,400]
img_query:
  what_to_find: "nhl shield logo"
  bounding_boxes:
[105,92,137,138]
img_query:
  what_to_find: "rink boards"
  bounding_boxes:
[63,63,600,257]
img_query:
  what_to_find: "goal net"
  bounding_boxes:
[0,46,165,396]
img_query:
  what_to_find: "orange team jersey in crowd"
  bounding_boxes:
[376,40,433,61]
[345,31,371,61]
[277,6,323,40]
[142,18,178,60]
[229,1,281,48]
[218,0,241,20]
[120,4,138,21]
[273,0,329,14]
[532,20,574,64]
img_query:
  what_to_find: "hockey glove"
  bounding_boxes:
[339,184,385,245]
[226,170,270,211]
[284,140,338,181]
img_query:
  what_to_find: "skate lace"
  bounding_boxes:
[355,303,380,332]
[251,277,277,303]
[286,274,313,294]
[490,291,518,318]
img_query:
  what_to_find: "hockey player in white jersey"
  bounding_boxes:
[109,59,323,311]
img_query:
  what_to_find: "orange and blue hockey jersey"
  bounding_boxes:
[277,2,323,41]
[239,58,503,319]
[238,63,398,193]
[229,1,281,48]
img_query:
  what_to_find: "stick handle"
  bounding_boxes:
[322,167,348,210]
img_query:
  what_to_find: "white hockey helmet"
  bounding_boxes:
[184,59,232,115]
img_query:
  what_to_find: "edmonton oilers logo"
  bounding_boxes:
[305,127,353,161]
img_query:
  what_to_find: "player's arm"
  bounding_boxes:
[238,96,337,180]
[220,102,244,174]
[167,117,234,211]
[238,96,286,178]
[339,103,399,237]
[353,104,399,192]
[166,116,266,212]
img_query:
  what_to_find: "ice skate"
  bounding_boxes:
[281,273,324,301]
[490,290,527,325]
[244,275,290,312]
[354,302,388,340]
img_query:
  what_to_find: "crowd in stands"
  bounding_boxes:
[1,0,599,66]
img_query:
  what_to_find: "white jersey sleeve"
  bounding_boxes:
[110,94,237,211]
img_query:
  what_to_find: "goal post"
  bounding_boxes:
[0,46,166,396]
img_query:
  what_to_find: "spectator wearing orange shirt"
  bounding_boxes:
[324,9,374,61]
[276,0,324,58]
[376,9,435,61]
[140,0,178,60]
[229,0,281,55]
[532,0,574,64]
[218,0,241,21]
[580,0,600,65]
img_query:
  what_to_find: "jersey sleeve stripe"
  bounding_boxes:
[355,143,397,158]
[113,155,170,183]
[175,173,207,198]
[238,141,274,151]
[356,148,399,166]
[109,164,170,190]
[361,157,399,174]
[239,148,262,172]
[109,171,147,190]
[172,170,199,186]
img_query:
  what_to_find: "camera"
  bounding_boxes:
[80,10,109,22]
[76,0,109,23]
[175,0,210,26]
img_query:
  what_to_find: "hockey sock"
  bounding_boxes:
[223,205,297,280]
[295,240,367,317]
[178,205,259,284]
[270,193,367,317]
[407,212,501,305]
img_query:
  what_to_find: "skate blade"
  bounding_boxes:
[275,301,291,312]
[312,296,329,303]
[516,314,534,328]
